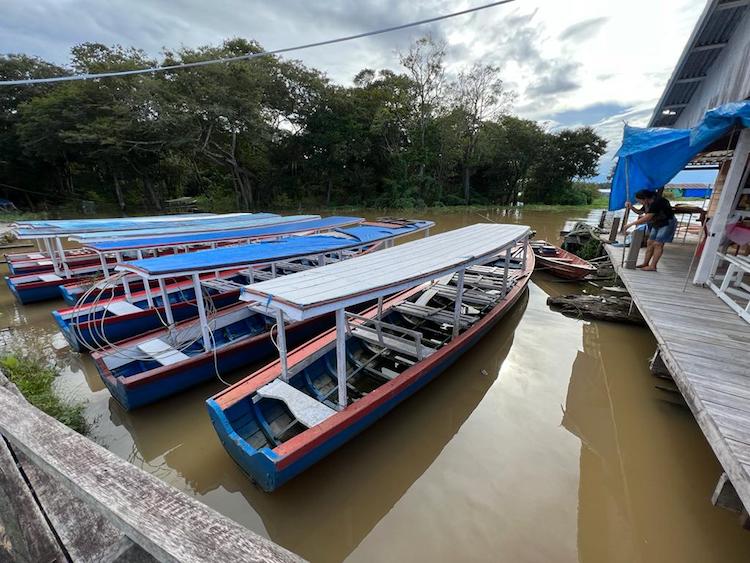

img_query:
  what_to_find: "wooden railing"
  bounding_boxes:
[0,371,303,563]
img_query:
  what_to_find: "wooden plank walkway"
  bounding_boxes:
[606,241,750,514]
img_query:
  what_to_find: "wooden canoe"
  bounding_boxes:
[531,240,596,280]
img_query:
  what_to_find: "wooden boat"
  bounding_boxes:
[58,220,430,352]
[91,220,434,409]
[58,215,361,305]
[206,223,532,491]
[4,215,349,304]
[7,212,274,275]
[530,240,596,280]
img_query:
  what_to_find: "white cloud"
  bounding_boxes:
[0,0,706,177]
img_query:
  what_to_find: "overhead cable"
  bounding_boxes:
[0,0,516,87]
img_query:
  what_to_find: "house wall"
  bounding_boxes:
[674,8,750,129]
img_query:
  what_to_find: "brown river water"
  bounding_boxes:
[3,208,750,562]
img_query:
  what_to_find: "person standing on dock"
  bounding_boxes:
[623,189,677,272]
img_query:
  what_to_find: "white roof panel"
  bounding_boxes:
[240,223,530,320]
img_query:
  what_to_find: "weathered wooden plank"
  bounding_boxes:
[605,240,750,520]
[0,436,64,563]
[0,381,301,563]
[16,449,156,563]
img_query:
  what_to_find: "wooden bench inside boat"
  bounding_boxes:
[136,338,190,366]
[105,301,143,316]
[350,324,436,358]
[38,273,62,282]
[433,284,498,306]
[257,379,336,427]
[201,278,245,293]
[394,302,475,328]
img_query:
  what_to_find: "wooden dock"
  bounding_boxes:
[605,240,750,520]
[0,371,302,562]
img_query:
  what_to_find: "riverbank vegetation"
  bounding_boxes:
[1,37,606,212]
[0,354,88,434]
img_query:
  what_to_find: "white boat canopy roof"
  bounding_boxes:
[240,223,531,321]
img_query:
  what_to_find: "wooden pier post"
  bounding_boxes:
[624,229,645,269]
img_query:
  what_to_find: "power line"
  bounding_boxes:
[0,0,516,87]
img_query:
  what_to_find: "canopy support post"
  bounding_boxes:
[271,263,277,278]
[158,278,174,325]
[99,253,110,280]
[54,237,71,278]
[377,297,383,320]
[43,238,61,276]
[521,240,528,270]
[121,276,133,303]
[275,309,289,382]
[318,254,326,267]
[137,250,154,308]
[193,273,212,352]
[502,247,511,297]
[335,309,347,409]
[424,228,430,238]
[452,269,465,339]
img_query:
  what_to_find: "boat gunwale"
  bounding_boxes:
[212,244,535,471]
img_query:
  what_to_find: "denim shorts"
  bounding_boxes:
[648,217,677,243]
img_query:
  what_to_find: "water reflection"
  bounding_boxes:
[565,321,750,563]
[3,208,750,562]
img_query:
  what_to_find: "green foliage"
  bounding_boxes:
[0,37,607,211]
[0,354,88,434]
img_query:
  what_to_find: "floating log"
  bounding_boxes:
[546,294,645,325]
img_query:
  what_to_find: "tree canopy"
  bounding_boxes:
[0,36,606,212]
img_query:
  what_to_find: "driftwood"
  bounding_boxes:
[547,294,645,325]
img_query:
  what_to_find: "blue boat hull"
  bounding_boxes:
[100,314,332,411]
[206,286,529,492]
[5,276,64,304]
[54,292,240,352]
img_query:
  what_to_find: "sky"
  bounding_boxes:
[0,0,719,183]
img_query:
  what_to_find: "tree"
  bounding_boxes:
[448,63,512,203]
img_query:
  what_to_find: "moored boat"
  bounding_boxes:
[530,240,596,280]
[4,215,343,304]
[206,223,532,491]
[90,219,434,409]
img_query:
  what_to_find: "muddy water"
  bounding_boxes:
[3,208,750,563]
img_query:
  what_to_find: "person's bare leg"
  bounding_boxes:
[642,242,663,271]
[638,240,654,268]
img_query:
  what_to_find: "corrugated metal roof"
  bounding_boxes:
[650,0,748,127]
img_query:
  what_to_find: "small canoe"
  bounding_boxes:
[531,240,596,280]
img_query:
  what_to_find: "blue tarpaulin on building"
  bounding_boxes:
[609,101,750,210]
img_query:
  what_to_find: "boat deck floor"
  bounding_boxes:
[606,241,750,513]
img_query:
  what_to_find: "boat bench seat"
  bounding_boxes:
[275,261,312,273]
[38,273,62,282]
[257,379,336,428]
[350,325,435,358]
[137,338,189,366]
[394,302,475,328]
[201,278,244,293]
[454,272,507,290]
[105,301,143,316]
[467,264,506,276]
[28,253,46,259]
[433,284,497,306]
[249,270,275,281]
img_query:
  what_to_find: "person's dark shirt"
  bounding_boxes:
[646,196,674,228]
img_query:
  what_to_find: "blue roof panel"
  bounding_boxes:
[117,220,434,277]
[83,216,363,252]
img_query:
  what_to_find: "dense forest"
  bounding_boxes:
[0,37,607,212]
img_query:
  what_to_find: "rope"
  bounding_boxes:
[0,0,516,87]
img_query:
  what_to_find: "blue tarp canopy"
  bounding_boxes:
[13,213,264,236]
[609,100,750,210]
[64,215,317,242]
[82,216,363,252]
[117,220,434,277]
